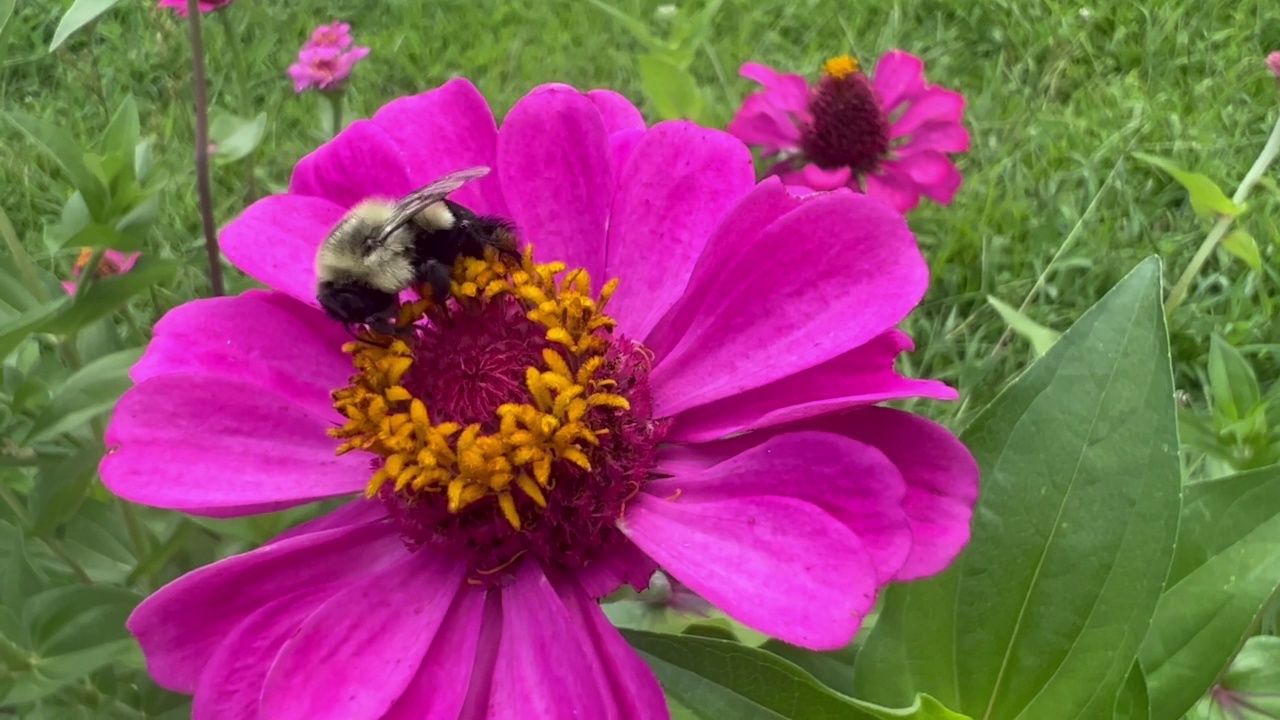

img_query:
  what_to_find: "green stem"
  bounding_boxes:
[187,0,226,296]
[328,92,344,138]
[1165,112,1280,316]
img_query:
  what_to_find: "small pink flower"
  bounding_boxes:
[287,44,369,94]
[728,51,970,214]
[307,21,353,50]
[101,79,979,717]
[156,0,233,16]
[1267,51,1280,78]
[62,248,139,294]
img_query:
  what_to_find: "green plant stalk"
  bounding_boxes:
[0,482,93,584]
[187,0,226,296]
[0,204,49,303]
[327,91,344,138]
[0,633,29,670]
[1165,112,1280,316]
[216,8,259,201]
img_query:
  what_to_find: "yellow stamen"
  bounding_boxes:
[329,245,630,531]
[823,54,860,79]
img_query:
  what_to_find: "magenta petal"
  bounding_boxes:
[727,92,803,152]
[127,521,401,691]
[486,562,609,717]
[739,62,811,112]
[191,590,330,720]
[885,152,963,203]
[383,587,486,720]
[645,177,802,357]
[498,84,613,280]
[621,494,876,650]
[576,538,656,599]
[872,50,926,111]
[892,86,966,137]
[260,550,467,720]
[131,291,348,418]
[557,577,669,719]
[588,89,646,134]
[370,78,506,215]
[609,128,645,174]
[834,407,979,580]
[604,122,755,339]
[220,194,346,308]
[288,120,415,208]
[649,430,909,589]
[269,497,388,545]
[650,189,927,416]
[864,170,922,213]
[894,118,971,152]
[666,330,957,443]
[102,375,367,514]
[800,163,854,191]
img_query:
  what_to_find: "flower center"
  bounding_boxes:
[75,248,122,278]
[800,55,891,175]
[329,246,667,582]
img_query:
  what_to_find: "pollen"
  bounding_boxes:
[327,243,662,578]
[822,54,860,79]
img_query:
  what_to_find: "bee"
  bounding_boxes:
[314,166,519,337]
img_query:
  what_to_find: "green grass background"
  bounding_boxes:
[3,0,1280,420]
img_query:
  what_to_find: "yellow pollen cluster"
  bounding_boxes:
[328,247,630,531]
[823,54,861,79]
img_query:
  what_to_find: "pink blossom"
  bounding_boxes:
[728,51,970,214]
[62,248,139,294]
[100,79,980,718]
[287,44,369,94]
[307,21,353,50]
[155,0,233,16]
[1268,51,1280,78]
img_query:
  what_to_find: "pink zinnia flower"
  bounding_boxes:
[728,51,970,213]
[156,0,232,16]
[101,79,979,718]
[307,21,354,50]
[288,44,370,94]
[1268,51,1280,78]
[62,248,139,294]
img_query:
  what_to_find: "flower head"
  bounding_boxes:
[1268,51,1280,79]
[62,248,139,294]
[728,51,970,213]
[101,79,979,718]
[307,21,354,50]
[288,44,370,94]
[156,0,233,16]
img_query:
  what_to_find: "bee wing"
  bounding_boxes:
[379,166,491,239]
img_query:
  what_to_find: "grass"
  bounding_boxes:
[2,0,1280,423]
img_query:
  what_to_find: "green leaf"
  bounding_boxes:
[1188,635,1280,719]
[2,113,107,214]
[638,54,703,121]
[1222,229,1263,272]
[1139,465,1280,718]
[1113,662,1150,720]
[986,295,1061,357]
[759,638,858,696]
[20,585,138,695]
[582,0,665,52]
[0,302,69,361]
[24,347,139,444]
[61,222,143,252]
[210,111,267,164]
[625,630,969,719]
[100,95,139,158]
[49,0,123,52]
[1208,334,1261,423]
[1133,152,1244,218]
[41,257,178,335]
[1,530,44,616]
[28,444,104,537]
[0,0,16,43]
[855,257,1181,719]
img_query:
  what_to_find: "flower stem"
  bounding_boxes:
[187,0,225,297]
[328,92,344,138]
[1165,112,1280,316]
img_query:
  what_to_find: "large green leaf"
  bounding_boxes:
[2,113,107,213]
[625,630,968,719]
[49,0,123,52]
[24,347,140,443]
[40,257,178,335]
[638,54,703,121]
[1139,465,1280,718]
[854,257,1181,719]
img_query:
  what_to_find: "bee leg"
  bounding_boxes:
[420,259,453,304]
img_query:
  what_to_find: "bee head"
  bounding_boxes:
[317,281,399,326]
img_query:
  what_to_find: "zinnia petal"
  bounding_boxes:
[370,78,506,215]
[498,84,613,282]
[884,151,964,204]
[650,189,927,417]
[894,118,971,153]
[130,291,348,418]
[872,50,927,111]
[102,375,367,513]
[665,329,957,443]
[604,121,756,339]
[739,61,811,112]
[587,89,646,134]
[127,521,401,691]
[288,120,415,208]
[891,86,966,137]
[220,194,346,309]
[259,551,467,720]
[383,587,487,720]
[864,170,923,213]
[726,92,803,153]
[269,497,388,545]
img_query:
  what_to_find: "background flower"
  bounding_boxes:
[101,79,978,718]
[1268,51,1280,79]
[728,51,969,214]
[61,248,139,294]
[307,21,354,50]
[288,33,369,93]
[155,0,233,16]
